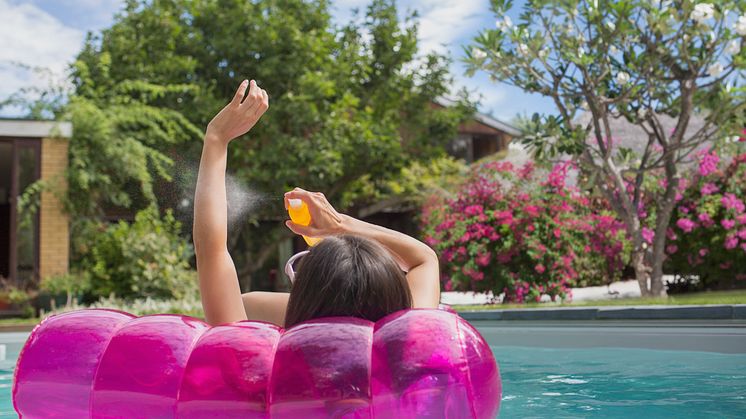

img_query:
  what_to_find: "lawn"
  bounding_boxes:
[452,289,746,311]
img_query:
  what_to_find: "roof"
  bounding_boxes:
[577,112,710,156]
[434,97,522,137]
[0,119,72,138]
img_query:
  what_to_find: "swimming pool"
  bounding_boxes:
[4,322,746,417]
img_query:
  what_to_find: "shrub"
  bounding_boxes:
[40,272,91,308]
[40,294,203,319]
[73,207,197,301]
[663,149,746,290]
[422,160,628,303]
[0,278,35,317]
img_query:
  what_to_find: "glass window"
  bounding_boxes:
[16,145,39,283]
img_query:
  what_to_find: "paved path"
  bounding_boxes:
[441,278,656,306]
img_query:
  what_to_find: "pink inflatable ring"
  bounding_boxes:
[13,308,501,418]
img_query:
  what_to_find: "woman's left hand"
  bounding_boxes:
[205,79,269,145]
[284,188,345,237]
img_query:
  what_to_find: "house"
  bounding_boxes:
[435,98,522,163]
[0,120,71,288]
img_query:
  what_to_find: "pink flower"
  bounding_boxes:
[701,182,719,195]
[720,261,733,270]
[677,178,689,192]
[642,227,654,244]
[666,244,678,254]
[698,248,709,257]
[676,218,696,233]
[738,214,746,225]
[464,205,484,216]
[738,229,746,240]
[698,213,714,228]
[495,210,513,225]
[497,252,513,263]
[535,264,546,274]
[553,228,562,238]
[518,162,535,179]
[476,252,491,267]
[546,162,571,189]
[722,193,746,213]
[698,150,719,177]
[725,235,738,250]
[722,219,736,230]
[524,205,541,218]
[444,280,453,291]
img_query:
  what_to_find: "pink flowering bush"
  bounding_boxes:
[421,161,628,303]
[663,149,746,290]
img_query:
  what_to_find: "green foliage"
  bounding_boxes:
[68,0,467,214]
[73,207,196,300]
[65,89,203,217]
[40,272,91,307]
[342,155,470,208]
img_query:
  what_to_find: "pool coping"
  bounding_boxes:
[1,304,745,332]
[457,304,746,322]
[0,325,35,332]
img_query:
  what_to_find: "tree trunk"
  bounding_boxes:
[631,248,651,296]
[650,191,677,298]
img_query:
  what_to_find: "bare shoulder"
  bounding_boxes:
[241,292,290,327]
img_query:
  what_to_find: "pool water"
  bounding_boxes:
[0,332,27,418]
[3,333,746,417]
[492,346,746,418]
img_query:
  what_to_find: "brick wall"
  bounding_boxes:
[39,137,69,280]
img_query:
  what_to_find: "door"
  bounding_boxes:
[0,138,41,285]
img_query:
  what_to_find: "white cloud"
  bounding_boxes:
[0,0,84,113]
[406,0,485,55]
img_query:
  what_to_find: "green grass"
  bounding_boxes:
[0,317,40,327]
[452,289,746,311]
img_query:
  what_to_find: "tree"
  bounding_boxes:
[467,0,746,296]
[63,0,469,288]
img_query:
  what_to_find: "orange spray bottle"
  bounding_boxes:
[287,198,321,246]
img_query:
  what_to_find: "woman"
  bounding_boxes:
[194,79,440,327]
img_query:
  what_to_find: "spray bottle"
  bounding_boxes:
[287,198,321,246]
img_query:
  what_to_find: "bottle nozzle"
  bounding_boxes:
[288,198,302,209]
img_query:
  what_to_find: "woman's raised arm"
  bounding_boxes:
[194,79,269,326]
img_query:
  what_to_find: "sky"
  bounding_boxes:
[0,0,555,121]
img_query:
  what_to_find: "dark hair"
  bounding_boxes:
[284,235,412,328]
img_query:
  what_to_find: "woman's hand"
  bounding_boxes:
[205,79,269,145]
[284,188,345,237]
